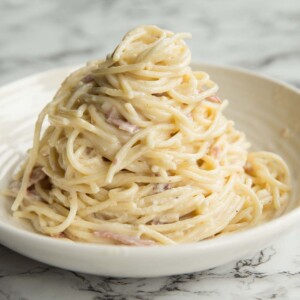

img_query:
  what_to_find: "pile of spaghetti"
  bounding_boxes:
[7,25,290,245]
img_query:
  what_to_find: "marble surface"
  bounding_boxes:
[0,0,300,299]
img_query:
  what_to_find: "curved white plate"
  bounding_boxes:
[0,64,299,277]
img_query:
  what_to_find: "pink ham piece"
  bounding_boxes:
[94,231,155,246]
[81,74,95,83]
[105,106,139,134]
[27,188,42,201]
[29,167,46,186]
[153,183,171,194]
[9,167,45,191]
[8,167,45,200]
[8,180,42,201]
[207,95,222,103]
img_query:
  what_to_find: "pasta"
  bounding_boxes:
[7,25,290,245]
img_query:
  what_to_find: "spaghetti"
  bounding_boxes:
[7,25,290,245]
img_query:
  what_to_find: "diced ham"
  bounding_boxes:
[8,166,45,200]
[94,231,155,246]
[207,95,222,103]
[8,180,42,201]
[10,168,44,191]
[29,167,46,186]
[153,183,171,194]
[27,188,42,201]
[105,106,139,134]
[115,120,139,134]
[81,74,95,83]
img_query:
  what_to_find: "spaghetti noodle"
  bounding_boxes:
[7,25,290,245]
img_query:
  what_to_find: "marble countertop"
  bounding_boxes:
[0,0,300,299]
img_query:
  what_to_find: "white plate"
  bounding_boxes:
[0,64,299,277]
